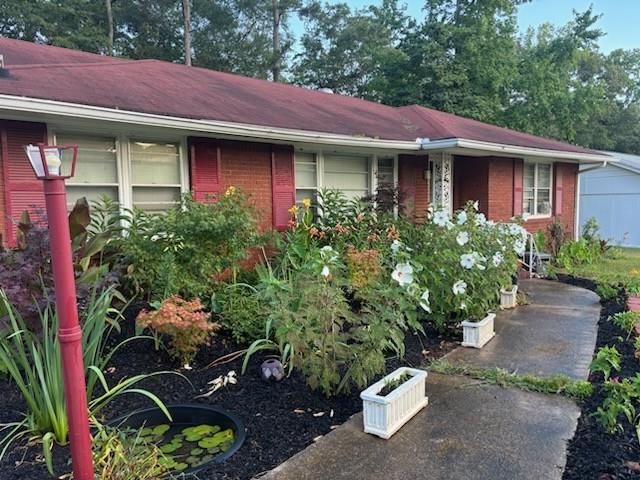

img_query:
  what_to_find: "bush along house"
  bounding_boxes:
[0,37,611,246]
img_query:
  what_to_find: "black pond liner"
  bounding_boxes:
[108,404,246,475]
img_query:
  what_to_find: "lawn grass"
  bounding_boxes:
[428,359,593,399]
[556,247,640,287]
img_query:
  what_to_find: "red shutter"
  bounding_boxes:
[1,120,47,246]
[189,138,222,203]
[513,158,523,216]
[271,144,295,230]
[553,163,563,216]
[398,155,422,217]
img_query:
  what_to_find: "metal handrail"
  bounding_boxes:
[521,232,541,278]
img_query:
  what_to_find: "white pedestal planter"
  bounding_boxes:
[461,313,496,348]
[500,285,518,309]
[360,367,428,439]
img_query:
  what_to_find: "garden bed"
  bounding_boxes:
[559,275,640,480]
[0,303,458,480]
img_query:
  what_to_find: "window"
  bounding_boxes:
[377,157,395,187]
[58,134,118,209]
[523,162,552,216]
[323,154,370,200]
[294,151,396,208]
[294,152,317,205]
[130,140,182,212]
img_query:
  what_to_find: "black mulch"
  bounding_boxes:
[559,274,640,480]
[0,304,458,480]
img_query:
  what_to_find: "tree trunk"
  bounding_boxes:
[105,0,114,55]
[182,0,192,66]
[271,0,280,82]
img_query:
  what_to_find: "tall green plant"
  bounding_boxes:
[0,288,182,475]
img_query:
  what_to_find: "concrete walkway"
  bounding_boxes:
[446,279,600,379]
[258,279,600,480]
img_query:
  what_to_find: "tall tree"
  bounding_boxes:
[293,0,410,99]
[105,0,113,54]
[182,0,191,65]
[114,0,182,61]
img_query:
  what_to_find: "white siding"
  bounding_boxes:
[579,165,640,247]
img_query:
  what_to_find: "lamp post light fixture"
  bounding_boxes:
[24,143,94,479]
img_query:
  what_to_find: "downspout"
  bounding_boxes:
[574,159,609,240]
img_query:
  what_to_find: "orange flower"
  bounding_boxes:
[309,227,319,237]
[386,225,400,240]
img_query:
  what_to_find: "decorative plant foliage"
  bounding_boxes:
[0,288,180,475]
[137,296,220,365]
[240,192,523,396]
[113,190,263,301]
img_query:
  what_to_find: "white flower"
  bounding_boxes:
[514,240,525,256]
[456,231,469,246]
[472,201,479,211]
[460,253,475,269]
[522,212,531,221]
[457,211,467,225]
[459,302,467,310]
[419,289,431,313]
[391,263,414,287]
[492,252,504,267]
[433,210,450,227]
[475,213,487,226]
[320,245,338,261]
[321,265,330,278]
[453,280,467,295]
[391,239,402,254]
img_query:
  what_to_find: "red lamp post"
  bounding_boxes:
[24,143,94,479]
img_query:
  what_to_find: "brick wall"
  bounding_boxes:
[216,139,274,230]
[482,157,578,238]
[0,129,4,244]
[453,155,489,211]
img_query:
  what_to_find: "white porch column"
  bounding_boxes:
[430,152,453,214]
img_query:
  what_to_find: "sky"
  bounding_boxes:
[292,0,640,54]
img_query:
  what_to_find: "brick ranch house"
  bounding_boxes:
[0,37,610,246]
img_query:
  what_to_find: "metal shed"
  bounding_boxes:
[579,151,640,247]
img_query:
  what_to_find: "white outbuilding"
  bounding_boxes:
[579,151,640,247]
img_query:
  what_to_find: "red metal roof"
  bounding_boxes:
[0,37,599,155]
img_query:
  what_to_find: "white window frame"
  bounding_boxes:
[523,160,553,218]
[51,128,189,212]
[294,149,398,204]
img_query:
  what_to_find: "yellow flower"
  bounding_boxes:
[302,198,312,209]
[224,186,236,196]
[288,205,299,215]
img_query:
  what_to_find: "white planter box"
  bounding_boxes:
[500,285,518,309]
[360,367,428,439]
[461,313,496,348]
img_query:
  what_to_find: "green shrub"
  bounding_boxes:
[556,238,602,270]
[595,283,619,303]
[610,311,640,339]
[215,283,267,344]
[595,375,640,435]
[590,345,621,381]
[114,190,263,301]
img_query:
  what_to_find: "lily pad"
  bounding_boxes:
[152,424,171,436]
[174,462,189,471]
[140,427,154,436]
[190,448,204,456]
[186,456,200,464]
[160,443,181,454]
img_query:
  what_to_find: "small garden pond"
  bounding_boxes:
[110,404,245,474]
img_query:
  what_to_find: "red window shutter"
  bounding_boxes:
[1,121,47,247]
[398,155,423,217]
[513,159,523,216]
[189,138,221,203]
[553,163,563,216]
[271,145,295,230]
